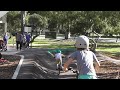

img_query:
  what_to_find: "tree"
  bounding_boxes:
[7,11,120,41]
[28,13,48,42]
[7,11,21,34]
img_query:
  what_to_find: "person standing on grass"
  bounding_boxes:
[63,35,100,79]
[25,32,31,48]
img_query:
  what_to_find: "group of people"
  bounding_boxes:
[0,31,31,51]
[15,31,31,50]
[48,35,100,79]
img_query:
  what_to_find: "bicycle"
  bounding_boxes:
[85,30,101,52]
[89,38,97,52]
[57,56,66,75]
[68,67,79,79]
[68,67,101,79]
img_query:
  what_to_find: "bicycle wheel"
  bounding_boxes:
[58,61,62,75]
[89,38,97,52]
[58,64,61,75]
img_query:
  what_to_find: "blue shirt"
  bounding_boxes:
[69,50,98,76]
[26,34,31,42]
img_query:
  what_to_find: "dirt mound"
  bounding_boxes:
[0,55,21,79]
[97,60,120,79]
[16,48,120,79]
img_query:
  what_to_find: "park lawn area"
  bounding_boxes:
[31,39,75,49]
[32,39,120,59]
[33,39,57,44]
[96,42,120,59]
[8,37,57,44]
[96,47,120,58]
[8,37,120,59]
[8,36,15,44]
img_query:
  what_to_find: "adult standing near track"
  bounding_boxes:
[25,32,31,48]
[15,31,23,50]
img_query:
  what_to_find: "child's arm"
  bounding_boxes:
[93,54,100,67]
[95,59,100,67]
[63,58,74,72]
[93,53,100,70]
[47,51,55,58]
[61,54,65,58]
[94,61,100,71]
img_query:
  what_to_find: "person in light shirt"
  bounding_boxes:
[48,49,65,70]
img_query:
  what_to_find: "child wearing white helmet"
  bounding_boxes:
[63,35,100,79]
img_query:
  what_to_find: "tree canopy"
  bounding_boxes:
[5,11,120,41]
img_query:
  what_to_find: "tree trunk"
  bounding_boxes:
[65,32,68,39]
[64,20,71,39]
[116,37,118,42]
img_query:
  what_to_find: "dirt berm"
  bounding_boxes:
[16,48,120,79]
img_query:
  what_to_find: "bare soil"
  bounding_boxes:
[96,60,120,79]
[0,50,120,79]
[0,61,19,79]
[0,55,20,79]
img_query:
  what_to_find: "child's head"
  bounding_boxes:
[55,49,61,53]
[74,35,89,50]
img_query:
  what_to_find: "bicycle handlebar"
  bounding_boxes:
[68,67,78,73]
[68,67,79,79]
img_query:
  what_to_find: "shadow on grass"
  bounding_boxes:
[98,42,120,48]
[112,52,120,57]
[30,45,75,49]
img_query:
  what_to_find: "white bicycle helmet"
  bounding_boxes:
[75,35,89,49]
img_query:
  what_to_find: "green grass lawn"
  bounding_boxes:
[8,36,120,58]
[96,42,120,58]
[8,36,15,44]
[33,39,120,58]
[31,39,75,49]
